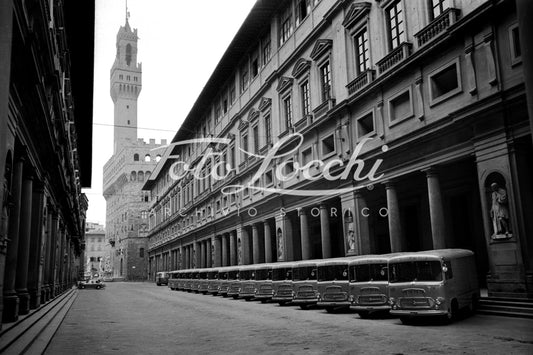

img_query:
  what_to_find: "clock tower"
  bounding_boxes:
[110,13,142,153]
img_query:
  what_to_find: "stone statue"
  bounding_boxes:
[277,229,284,260]
[347,229,356,252]
[490,182,511,237]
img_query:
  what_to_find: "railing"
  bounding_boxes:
[415,8,461,47]
[376,42,413,75]
[347,69,375,96]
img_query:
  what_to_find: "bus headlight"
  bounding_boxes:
[435,297,445,305]
[389,297,395,306]
[349,295,355,303]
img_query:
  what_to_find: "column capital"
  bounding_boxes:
[421,166,440,177]
[382,180,397,189]
[319,203,328,210]
[298,207,307,216]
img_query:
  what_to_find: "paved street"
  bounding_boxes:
[46,282,533,354]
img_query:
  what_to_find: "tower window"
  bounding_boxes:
[127,105,129,109]
[126,44,132,66]
[127,120,130,125]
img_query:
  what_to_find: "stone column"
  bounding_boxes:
[229,231,236,266]
[207,239,212,268]
[214,236,222,267]
[320,204,332,259]
[0,0,14,327]
[43,208,53,302]
[240,227,251,265]
[200,241,206,268]
[354,191,371,255]
[385,181,404,252]
[252,224,260,264]
[179,246,184,269]
[425,168,447,250]
[299,209,311,260]
[2,158,23,322]
[195,241,201,268]
[221,234,228,266]
[15,173,32,314]
[516,0,533,146]
[56,225,65,293]
[263,221,272,263]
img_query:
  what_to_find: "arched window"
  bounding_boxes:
[145,171,151,179]
[156,154,161,162]
[144,154,151,162]
[138,171,144,182]
[126,44,132,66]
[130,171,137,181]
[133,153,139,161]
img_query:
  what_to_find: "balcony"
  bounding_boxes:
[347,69,375,96]
[376,42,412,75]
[415,8,461,48]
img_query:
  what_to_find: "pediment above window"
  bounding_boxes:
[227,133,235,140]
[310,39,333,61]
[258,97,272,112]
[276,76,294,93]
[342,2,371,29]
[238,119,249,131]
[292,58,311,78]
[248,108,259,122]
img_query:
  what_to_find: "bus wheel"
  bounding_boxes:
[470,294,479,314]
[156,283,160,286]
[400,316,412,325]
[325,307,335,313]
[232,295,239,299]
[358,311,370,319]
[299,304,309,310]
[445,299,459,323]
[278,301,287,306]
[260,299,268,304]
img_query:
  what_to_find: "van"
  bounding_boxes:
[156,271,170,286]
[388,249,479,323]
[348,254,391,318]
[292,260,320,310]
[317,257,361,312]
[271,262,296,306]
[253,264,274,302]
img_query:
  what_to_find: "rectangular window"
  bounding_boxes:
[251,48,259,78]
[264,114,272,146]
[253,125,260,154]
[139,248,145,258]
[431,0,450,20]
[357,111,375,138]
[280,4,293,45]
[296,0,310,26]
[229,81,236,104]
[354,27,370,74]
[387,0,406,50]
[321,134,335,157]
[283,95,293,130]
[262,32,271,66]
[240,64,249,93]
[230,145,236,169]
[214,103,221,123]
[242,133,249,161]
[300,80,311,116]
[389,88,413,123]
[301,147,313,165]
[223,97,228,114]
[509,24,522,64]
[319,61,332,102]
[429,59,461,106]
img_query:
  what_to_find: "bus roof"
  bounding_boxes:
[388,249,474,263]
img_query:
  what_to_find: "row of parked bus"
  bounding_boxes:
[165,249,480,324]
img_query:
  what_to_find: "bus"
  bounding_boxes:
[291,260,320,310]
[388,249,479,323]
[272,262,296,306]
[317,257,361,312]
[253,264,274,302]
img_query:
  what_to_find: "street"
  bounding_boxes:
[45,282,533,354]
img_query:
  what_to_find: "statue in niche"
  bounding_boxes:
[237,238,242,265]
[490,182,512,239]
[277,228,284,260]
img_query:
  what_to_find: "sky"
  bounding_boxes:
[82,0,257,226]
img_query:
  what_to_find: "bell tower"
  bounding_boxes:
[110,8,142,153]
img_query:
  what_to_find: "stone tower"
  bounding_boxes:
[110,14,142,153]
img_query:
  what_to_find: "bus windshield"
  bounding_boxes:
[227,270,239,280]
[240,270,252,280]
[293,266,317,281]
[255,269,272,280]
[389,260,443,283]
[272,268,292,281]
[350,263,388,282]
[207,271,218,279]
[318,265,349,281]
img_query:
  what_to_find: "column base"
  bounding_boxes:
[16,289,30,315]
[487,274,533,298]
[29,288,41,309]
[2,293,19,323]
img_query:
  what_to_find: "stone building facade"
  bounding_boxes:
[85,227,107,279]
[0,0,94,326]
[144,0,533,297]
[103,15,166,281]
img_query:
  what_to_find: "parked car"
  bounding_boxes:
[78,279,106,289]
[156,271,170,286]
